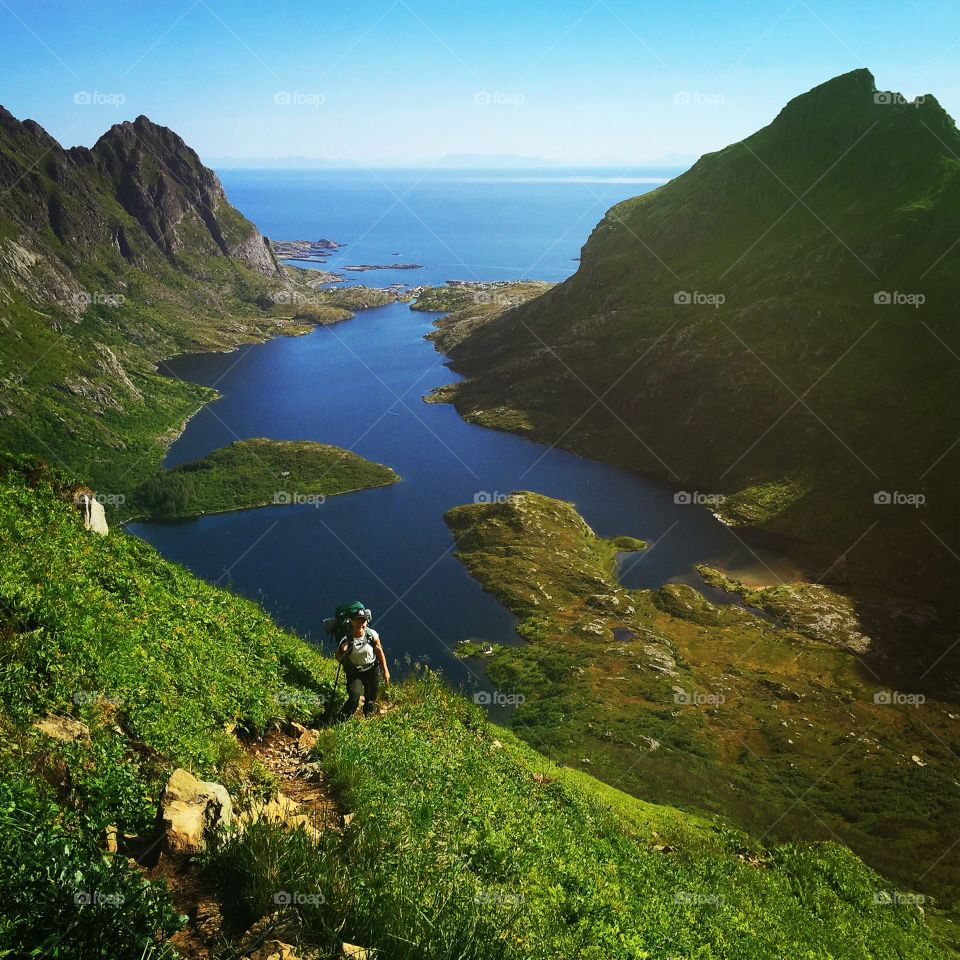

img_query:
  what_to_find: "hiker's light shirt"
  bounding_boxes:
[347,629,379,670]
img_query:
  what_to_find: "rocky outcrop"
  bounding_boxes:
[94,343,143,401]
[71,489,109,535]
[90,115,282,276]
[33,714,90,743]
[230,230,284,277]
[158,768,233,854]
[341,946,376,960]
[83,497,109,535]
[236,789,322,842]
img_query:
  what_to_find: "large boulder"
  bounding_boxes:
[159,768,232,855]
[72,489,109,535]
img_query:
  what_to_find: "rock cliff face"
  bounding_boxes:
[0,107,296,492]
[0,108,282,289]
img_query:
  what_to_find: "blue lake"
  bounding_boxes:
[129,169,803,691]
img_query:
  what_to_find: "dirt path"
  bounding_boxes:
[248,726,340,828]
[160,723,341,958]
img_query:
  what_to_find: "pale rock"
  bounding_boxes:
[73,490,109,535]
[239,790,322,842]
[341,944,376,959]
[246,940,302,960]
[159,768,233,855]
[34,714,90,743]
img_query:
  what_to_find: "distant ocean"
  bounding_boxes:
[216,167,687,287]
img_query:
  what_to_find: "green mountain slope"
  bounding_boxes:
[444,490,960,910]
[433,69,960,671]
[0,455,952,958]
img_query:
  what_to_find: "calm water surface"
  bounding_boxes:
[129,169,801,690]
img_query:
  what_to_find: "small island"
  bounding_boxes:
[344,263,423,272]
[271,238,343,260]
[132,438,399,520]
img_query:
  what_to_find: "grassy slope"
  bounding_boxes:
[444,491,960,916]
[432,70,960,625]
[0,459,949,958]
[129,438,400,519]
[0,454,336,956]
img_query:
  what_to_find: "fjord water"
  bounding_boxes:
[130,168,800,688]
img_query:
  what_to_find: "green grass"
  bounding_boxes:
[1,456,953,957]
[129,438,399,520]
[444,490,960,923]
[0,453,335,783]
[0,453,338,956]
[250,672,943,959]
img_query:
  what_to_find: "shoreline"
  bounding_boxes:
[122,475,400,526]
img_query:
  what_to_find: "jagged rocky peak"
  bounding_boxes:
[0,105,281,277]
[89,114,281,273]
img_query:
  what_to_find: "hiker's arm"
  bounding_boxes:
[335,640,349,664]
[375,639,390,684]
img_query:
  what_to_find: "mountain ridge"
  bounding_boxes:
[430,68,960,674]
[0,107,329,493]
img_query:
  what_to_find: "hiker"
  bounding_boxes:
[335,604,390,720]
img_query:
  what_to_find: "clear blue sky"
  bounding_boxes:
[1,0,957,165]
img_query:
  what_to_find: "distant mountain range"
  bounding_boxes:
[202,154,695,170]
[433,69,960,630]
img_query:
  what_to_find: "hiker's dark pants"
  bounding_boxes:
[339,665,379,719]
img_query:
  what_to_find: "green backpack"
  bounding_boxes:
[324,601,371,643]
